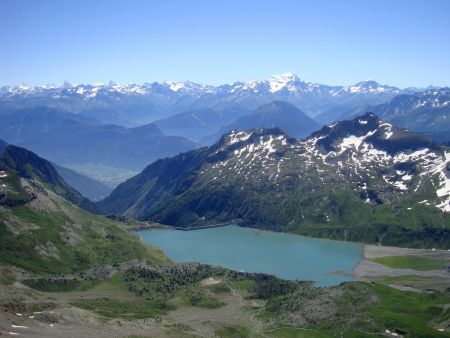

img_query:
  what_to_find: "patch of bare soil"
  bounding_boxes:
[200,277,222,286]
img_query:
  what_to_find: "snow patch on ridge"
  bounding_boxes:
[228,131,252,145]
[436,152,450,212]
[339,130,377,152]
[379,123,394,139]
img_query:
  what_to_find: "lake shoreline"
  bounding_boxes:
[132,223,447,249]
[130,221,235,232]
[136,225,363,286]
[133,224,449,283]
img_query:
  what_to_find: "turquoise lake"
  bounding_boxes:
[136,225,363,287]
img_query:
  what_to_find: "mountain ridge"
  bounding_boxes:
[95,113,450,248]
[0,106,199,172]
[203,101,320,143]
[53,163,113,201]
[0,139,159,275]
[0,74,408,97]
[318,87,450,143]
[0,139,93,209]
[0,73,422,127]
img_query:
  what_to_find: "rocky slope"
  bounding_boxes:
[0,139,155,274]
[0,139,92,209]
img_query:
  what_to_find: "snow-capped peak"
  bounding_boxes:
[0,76,431,101]
[18,83,33,91]
[268,72,301,93]
[341,80,400,94]
[165,81,185,92]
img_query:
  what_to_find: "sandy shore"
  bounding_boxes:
[362,245,429,259]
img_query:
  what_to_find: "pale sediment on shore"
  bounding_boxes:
[354,260,448,278]
[354,245,450,279]
[363,245,429,259]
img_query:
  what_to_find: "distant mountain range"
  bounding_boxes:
[96,113,450,248]
[154,101,320,144]
[4,73,447,146]
[0,73,419,128]
[203,101,320,144]
[0,107,198,173]
[337,88,450,143]
[152,107,247,142]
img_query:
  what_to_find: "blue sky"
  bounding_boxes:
[1,0,449,87]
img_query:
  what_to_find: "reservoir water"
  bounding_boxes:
[137,225,363,286]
